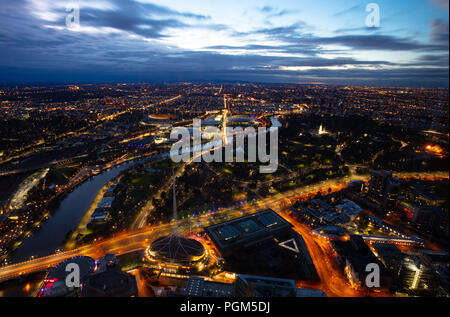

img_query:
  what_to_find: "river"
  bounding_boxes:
[8,118,278,264]
[9,159,147,263]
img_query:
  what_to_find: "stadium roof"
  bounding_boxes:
[149,235,205,264]
[204,209,292,257]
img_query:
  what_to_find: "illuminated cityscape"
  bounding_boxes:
[0,0,448,305]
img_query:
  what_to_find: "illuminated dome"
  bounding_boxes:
[147,235,206,265]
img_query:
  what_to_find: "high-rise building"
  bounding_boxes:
[368,170,400,209]
[369,171,391,199]
[383,178,401,209]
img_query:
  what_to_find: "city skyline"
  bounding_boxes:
[0,0,449,87]
[0,0,449,302]
[0,82,448,299]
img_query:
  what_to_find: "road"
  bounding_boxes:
[1,170,445,297]
[130,108,272,230]
[0,94,182,172]
[131,162,189,230]
[0,171,362,282]
[0,207,247,283]
[282,212,371,297]
[2,98,448,295]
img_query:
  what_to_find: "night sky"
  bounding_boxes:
[0,0,448,87]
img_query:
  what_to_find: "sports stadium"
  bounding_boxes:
[145,235,209,272]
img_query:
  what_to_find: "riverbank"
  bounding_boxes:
[7,159,147,263]
[64,176,121,250]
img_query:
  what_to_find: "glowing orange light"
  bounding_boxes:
[425,144,443,154]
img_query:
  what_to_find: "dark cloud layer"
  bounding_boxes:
[430,19,449,44]
[0,0,448,88]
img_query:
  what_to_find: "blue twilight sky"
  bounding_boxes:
[0,0,448,87]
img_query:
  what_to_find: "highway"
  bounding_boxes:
[0,172,363,283]
[0,170,445,296]
[1,108,448,295]
[0,207,249,283]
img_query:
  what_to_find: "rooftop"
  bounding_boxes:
[204,209,292,256]
[81,270,137,297]
[185,277,235,297]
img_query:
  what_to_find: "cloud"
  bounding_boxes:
[1,47,448,88]
[429,19,449,44]
[259,6,297,18]
[0,0,448,88]
[409,54,449,69]
[242,23,448,52]
[430,0,449,10]
[333,26,379,34]
[332,4,364,17]
[34,0,213,39]
[310,34,448,51]
[260,6,274,13]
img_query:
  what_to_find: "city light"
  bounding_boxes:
[0,0,448,304]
